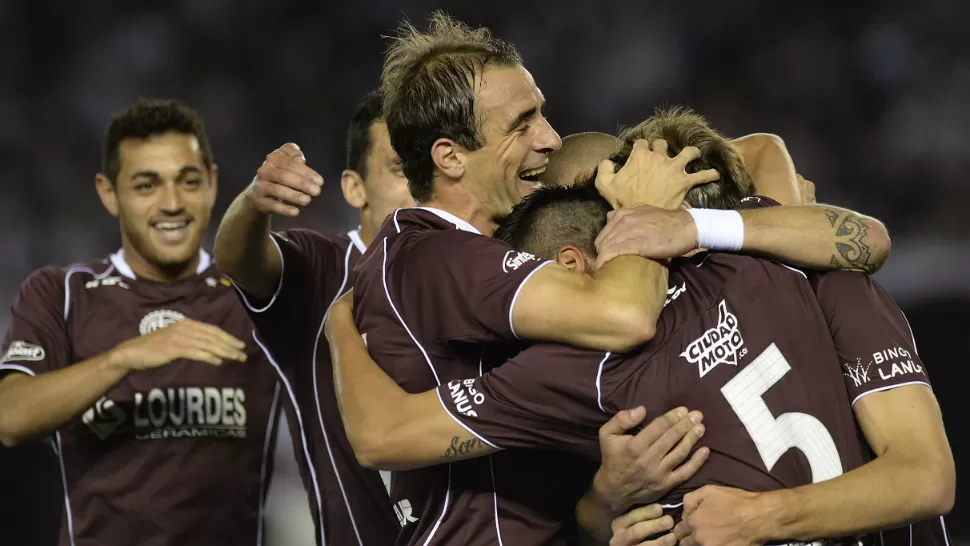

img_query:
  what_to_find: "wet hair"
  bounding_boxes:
[493,182,610,259]
[102,98,213,184]
[345,91,385,178]
[381,11,522,201]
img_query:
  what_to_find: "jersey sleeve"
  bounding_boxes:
[233,229,349,345]
[810,271,931,405]
[392,232,552,343]
[0,267,71,377]
[435,343,607,453]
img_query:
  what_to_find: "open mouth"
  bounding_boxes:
[151,220,191,244]
[518,166,546,187]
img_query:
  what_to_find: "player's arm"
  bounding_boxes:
[511,256,665,352]
[326,292,497,470]
[732,133,802,205]
[595,203,891,274]
[213,143,323,300]
[0,271,246,446]
[676,272,953,545]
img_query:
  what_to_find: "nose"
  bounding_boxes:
[158,181,184,213]
[534,117,562,154]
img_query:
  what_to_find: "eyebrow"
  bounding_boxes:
[506,100,545,132]
[131,166,203,181]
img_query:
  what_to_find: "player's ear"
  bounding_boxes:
[430,138,465,180]
[341,169,367,209]
[95,173,119,217]
[207,164,219,205]
[556,245,591,273]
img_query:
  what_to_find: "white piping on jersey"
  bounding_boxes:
[347,228,367,254]
[595,352,612,413]
[54,430,76,546]
[778,263,808,279]
[850,380,931,407]
[661,501,684,509]
[507,261,553,339]
[416,207,482,234]
[231,236,285,314]
[435,390,500,450]
[311,240,367,545]
[252,333,327,545]
[63,265,115,321]
[0,364,40,376]
[379,234,453,544]
[481,349,506,546]
[490,457,505,546]
[256,383,281,546]
[109,248,211,280]
[940,516,951,546]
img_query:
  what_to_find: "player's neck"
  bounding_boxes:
[358,209,377,247]
[120,241,200,283]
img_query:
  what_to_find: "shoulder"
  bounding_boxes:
[14,259,111,311]
[276,228,351,255]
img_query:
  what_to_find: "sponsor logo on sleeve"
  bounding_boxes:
[1,341,46,364]
[447,379,485,417]
[872,346,924,381]
[842,358,872,388]
[139,310,186,335]
[681,300,747,378]
[394,499,419,527]
[205,277,218,288]
[502,250,540,273]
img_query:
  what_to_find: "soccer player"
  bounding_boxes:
[0,99,280,545]
[324,109,904,545]
[213,91,413,544]
[345,12,733,546]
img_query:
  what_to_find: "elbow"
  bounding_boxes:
[865,221,892,273]
[926,458,956,516]
[347,425,394,470]
[212,226,237,277]
[0,411,26,448]
[610,305,657,352]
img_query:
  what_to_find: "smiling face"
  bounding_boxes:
[96,131,216,279]
[461,64,562,223]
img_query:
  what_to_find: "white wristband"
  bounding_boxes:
[686,208,745,252]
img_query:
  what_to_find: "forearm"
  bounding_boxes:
[213,186,280,300]
[740,204,891,273]
[733,134,801,205]
[0,352,129,446]
[754,450,950,541]
[576,486,616,545]
[589,256,666,347]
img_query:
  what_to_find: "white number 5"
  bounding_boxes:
[721,343,843,483]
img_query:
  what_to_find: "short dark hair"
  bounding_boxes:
[494,183,610,259]
[102,98,213,184]
[609,107,754,210]
[346,91,385,178]
[381,11,523,202]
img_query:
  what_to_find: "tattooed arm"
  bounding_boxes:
[595,204,891,273]
[740,204,890,273]
[325,292,495,470]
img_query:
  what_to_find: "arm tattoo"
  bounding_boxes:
[830,212,874,273]
[825,208,840,227]
[443,435,488,460]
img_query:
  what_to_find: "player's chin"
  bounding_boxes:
[148,233,203,264]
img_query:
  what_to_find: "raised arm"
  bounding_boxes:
[732,133,802,205]
[213,143,323,300]
[594,203,891,274]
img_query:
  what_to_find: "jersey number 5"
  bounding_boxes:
[720,343,843,483]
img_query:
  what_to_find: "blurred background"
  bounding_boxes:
[0,0,966,543]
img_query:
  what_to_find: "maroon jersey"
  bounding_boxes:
[809,270,947,545]
[438,250,871,539]
[232,228,398,545]
[354,207,596,546]
[0,250,278,546]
